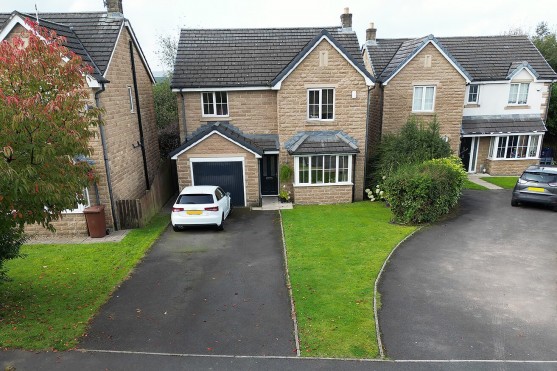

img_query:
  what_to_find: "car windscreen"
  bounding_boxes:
[522,172,557,184]
[177,194,214,204]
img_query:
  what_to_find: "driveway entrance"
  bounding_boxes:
[80,208,295,356]
[379,190,557,360]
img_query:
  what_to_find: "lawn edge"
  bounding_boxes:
[279,209,301,357]
[373,226,422,359]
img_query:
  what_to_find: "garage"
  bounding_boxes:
[191,159,246,207]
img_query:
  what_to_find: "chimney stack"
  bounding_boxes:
[340,7,352,32]
[366,22,377,46]
[105,0,123,16]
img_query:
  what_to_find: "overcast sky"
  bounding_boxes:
[2,0,557,73]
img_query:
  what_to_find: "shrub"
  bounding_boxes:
[158,121,180,159]
[371,116,452,182]
[384,156,466,224]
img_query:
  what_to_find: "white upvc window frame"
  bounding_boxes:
[488,134,542,160]
[412,85,436,112]
[467,84,480,103]
[62,188,91,214]
[508,82,529,105]
[201,91,229,117]
[307,88,335,121]
[294,154,353,186]
[127,86,134,113]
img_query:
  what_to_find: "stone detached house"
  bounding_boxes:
[0,0,161,236]
[170,9,375,206]
[363,24,557,175]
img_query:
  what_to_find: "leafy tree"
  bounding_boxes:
[153,78,178,129]
[0,19,101,280]
[532,22,557,136]
[155,34,178,74]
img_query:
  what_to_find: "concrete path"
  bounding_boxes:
[467,174,503,190]
[379,190,557,360]
[79,208,296,356]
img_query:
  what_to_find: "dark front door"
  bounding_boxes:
[459,137,472,172]
[192,161,245,207]
[260,155,278,196]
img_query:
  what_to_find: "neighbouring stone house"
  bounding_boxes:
[170,8,375,206]
[0,0,161,236]
[363,24,557,175]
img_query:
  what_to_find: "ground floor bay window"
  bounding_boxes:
[294,155,352,185]
[488,134,542,160]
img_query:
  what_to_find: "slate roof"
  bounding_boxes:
[169,122,279,159]
[284,131,359,155]
[366,35,557,82]
[172,27,367,89]
[461,115,547,135]
[0,11,125,78]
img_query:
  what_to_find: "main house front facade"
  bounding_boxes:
[170,9,375,206]
[0,0,161,236]
[363,25,557,175]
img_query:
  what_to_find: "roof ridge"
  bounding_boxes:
[180,26,340,31]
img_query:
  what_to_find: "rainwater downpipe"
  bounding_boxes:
[95,82,119,231]
[129,40,150,191]
[180,91,187,140]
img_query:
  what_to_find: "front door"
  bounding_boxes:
[459,137,472,172]
[260,155,278,195]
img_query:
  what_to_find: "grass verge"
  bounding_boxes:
[0,213,169,350]
[480,176,518,189]
[463,179,489,190]
[281,202,416,358]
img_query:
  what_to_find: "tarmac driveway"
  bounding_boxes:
[379,190,557,360]
[80,208,296,356]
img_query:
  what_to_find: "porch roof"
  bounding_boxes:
[284,131,359,155]
[461,115,547,136]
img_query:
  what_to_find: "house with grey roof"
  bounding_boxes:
[0,0,161,236]
[363,24,557,175]
[170,8,375,206]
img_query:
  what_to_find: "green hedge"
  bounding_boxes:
[384,156,467,224]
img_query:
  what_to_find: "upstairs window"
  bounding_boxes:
[308,88,334,120]
[468,84,479,103]
[412,86,435,112]
[508,83,529,105]
[202,92,228,116]
[127,86,134,112]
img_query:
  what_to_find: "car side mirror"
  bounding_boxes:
[226,192,231,197]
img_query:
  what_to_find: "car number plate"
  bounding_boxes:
[527,187,545,193]
[186,210,203,215]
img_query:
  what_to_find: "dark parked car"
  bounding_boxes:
[512,166,557,211]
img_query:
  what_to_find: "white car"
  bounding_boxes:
[171,185,231,231]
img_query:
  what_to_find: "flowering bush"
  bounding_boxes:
[279,185,291,202]
[365,176,387,202]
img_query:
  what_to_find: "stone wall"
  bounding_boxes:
[294,185,353,204]
[102,27,160,202]
[381,43,466,153]
[179,90,278,142]
[175,134,260,206]
[277,39,370,201]
[25,214,89,237]
[486,159,539,176]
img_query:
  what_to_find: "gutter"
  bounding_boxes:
[95,83,119,231]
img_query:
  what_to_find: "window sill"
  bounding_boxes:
[411,111,435,115]
[294,182,353,187]
[487,157,538,161]
[504,105,530,110]
[306,119,335,124]
[200,116,230,121]
[464,103,479,108]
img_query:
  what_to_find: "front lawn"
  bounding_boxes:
[0,213,169,350]
[480,176,518,189]
[281,202,416,358]
[464,179,489,190]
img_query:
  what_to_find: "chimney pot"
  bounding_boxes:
[340,7,352,31]
[105,0,123,15]
[366,22,377,46]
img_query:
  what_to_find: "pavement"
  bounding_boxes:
[27,228,130,244]
[379,189,557,360]
[79,207,296,356]
[467,174,504,190]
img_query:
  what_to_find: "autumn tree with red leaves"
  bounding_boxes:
[0,19,102,280]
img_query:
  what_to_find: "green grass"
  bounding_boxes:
[463,179,489,190]
[281,202,416,358]
[0,213,169,350]
[480,176,518,189]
